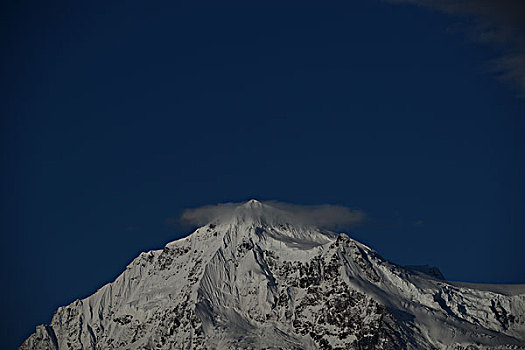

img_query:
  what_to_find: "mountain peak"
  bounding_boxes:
[20,199,525,350]
[226,200,290,227]
[242,199,263,208]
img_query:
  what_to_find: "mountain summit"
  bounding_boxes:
[21,200,525,349]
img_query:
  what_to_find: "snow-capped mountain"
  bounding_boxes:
[21,200,525,349]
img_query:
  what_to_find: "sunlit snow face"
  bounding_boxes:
[179,199,366,230]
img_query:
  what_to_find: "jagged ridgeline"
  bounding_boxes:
[21,200,525,349]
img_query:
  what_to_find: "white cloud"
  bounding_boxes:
[385,0,525,97]
[179,200,366,230]
[179,202,240,227]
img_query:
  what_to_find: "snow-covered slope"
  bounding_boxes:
[21,200,525,349]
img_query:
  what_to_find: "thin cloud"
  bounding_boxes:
[179,202,241,227]
[385,0,525,97]
[263,201,367,230]
[178,200,366,231]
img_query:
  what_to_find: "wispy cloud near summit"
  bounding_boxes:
[179,200,366,231]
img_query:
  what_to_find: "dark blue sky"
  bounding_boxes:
[2,0,524,348]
